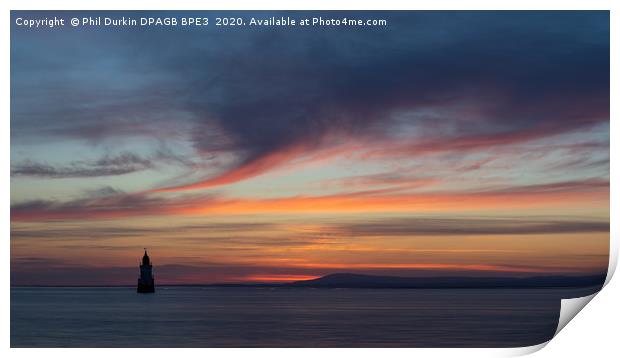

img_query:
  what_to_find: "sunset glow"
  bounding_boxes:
[10,11,609,286]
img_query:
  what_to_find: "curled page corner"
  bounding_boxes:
[604,250,618,286]
[501,292,599,357]
[503,341,549,357]
[554,292,598,337]
[539,245,617,350]
[505,272,613,356]
[545,250,619,341]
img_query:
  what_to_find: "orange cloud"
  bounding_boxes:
[180,181,608,216]
[152,140,366,193]
[243,274,321,282]
[152,144,307,192]
[11,179,608,222]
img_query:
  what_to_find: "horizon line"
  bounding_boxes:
[10,271,608,288]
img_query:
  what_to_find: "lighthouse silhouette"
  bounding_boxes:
[137,249,155,293]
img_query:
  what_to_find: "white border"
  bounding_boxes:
[3,1,617,357]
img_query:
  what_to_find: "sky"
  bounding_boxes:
[10,11,610,285]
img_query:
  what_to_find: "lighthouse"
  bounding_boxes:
[137,249,155,293]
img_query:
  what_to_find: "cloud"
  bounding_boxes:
[10,189,219,221]
[11,152,153,178]
[154,143,310,192]
[159,12,609,189]
[480,178,609,194]
[10,178,609,221]
[11,11,610,190]
[331,217,609,237]
[11,222,280,241]
[321,174,437,192]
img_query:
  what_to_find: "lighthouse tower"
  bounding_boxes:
[137,249,155,293]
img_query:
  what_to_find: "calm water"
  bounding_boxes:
[11,286,600,347]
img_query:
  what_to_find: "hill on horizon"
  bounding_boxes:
[285,272,607,289]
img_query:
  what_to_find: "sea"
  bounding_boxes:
[10,285,601,347]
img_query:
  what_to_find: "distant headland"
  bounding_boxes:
[11,272,606,289]
[184,272,607,289]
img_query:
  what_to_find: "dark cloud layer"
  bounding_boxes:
[12,216,608,243]
[11,11,610,188]
[10,190,214,221]
[332,217,609,237]
[11,152,152,178]
[11,222,279,240]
